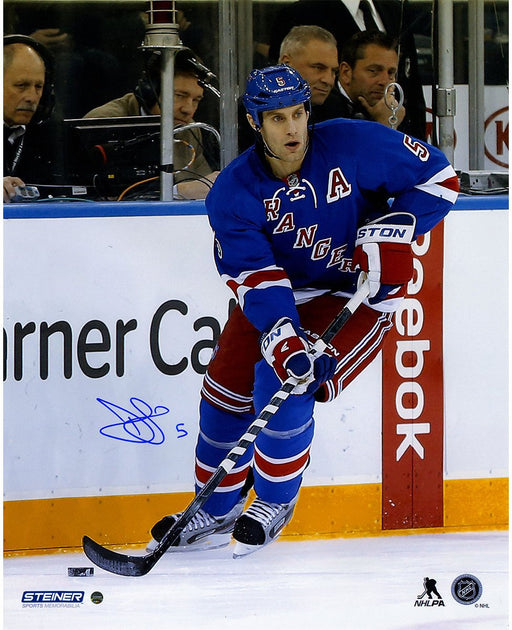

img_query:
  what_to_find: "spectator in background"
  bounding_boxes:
[278,25,339,111]
[267,0,426,139]
[238,25,339,152]
[3,35,64,203]
[334,30,406,129]
[83,50,219,200]
[5,3,146,118]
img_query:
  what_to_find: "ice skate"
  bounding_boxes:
[146,494,247,552]
[232,495,298,558]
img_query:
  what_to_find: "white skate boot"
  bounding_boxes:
[232,495,298,558]
[146,494,247,552]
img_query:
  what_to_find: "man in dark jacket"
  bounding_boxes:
[268,0,426,139]
[324,31,407,131]
[3,35,64,202]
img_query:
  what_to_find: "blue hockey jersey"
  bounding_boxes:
[206,118,459,333]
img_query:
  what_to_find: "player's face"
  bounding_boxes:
[259,104,309,174]
[340,44,398,106]
[150,74,204,124]
[281,40,338,106]
[3,46,45,126]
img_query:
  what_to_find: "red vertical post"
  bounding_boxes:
[381,222,445,529]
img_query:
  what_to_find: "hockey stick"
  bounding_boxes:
[83,277,370,576]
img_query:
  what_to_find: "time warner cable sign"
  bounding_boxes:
[3,212,384,502]
[4,296,233,382]
[3,215,236,499]
[3,216,233,384]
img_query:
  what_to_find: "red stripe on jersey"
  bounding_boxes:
[254,447,310,480]
[439,174,460,193]
[227,268,289,294]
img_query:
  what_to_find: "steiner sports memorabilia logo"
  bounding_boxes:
[22,591,85,607]
[451,574,483,605]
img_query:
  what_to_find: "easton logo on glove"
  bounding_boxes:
[261,318,313,386]
[260,318,338,395]
[353,212,416,305]
[356,212,416,244]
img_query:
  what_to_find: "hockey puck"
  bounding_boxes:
[68,567,94,577]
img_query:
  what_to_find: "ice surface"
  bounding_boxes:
[3,531,508,630]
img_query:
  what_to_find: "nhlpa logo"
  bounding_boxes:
[414,577,444,607]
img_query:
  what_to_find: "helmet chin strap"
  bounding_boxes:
[258,129,310,163]
[261,133,282,160]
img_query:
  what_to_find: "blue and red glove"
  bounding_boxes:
[260,317,337,395]
[353,212,416,305]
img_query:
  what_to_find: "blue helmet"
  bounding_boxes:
[243,64,311,128]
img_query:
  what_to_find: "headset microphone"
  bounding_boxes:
[187,57,217,83]
[183,50,220,98]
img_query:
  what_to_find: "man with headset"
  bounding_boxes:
[3,35,63,203]
[83,49,219,200]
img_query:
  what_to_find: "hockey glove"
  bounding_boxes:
[260,317,336,395]
[353,212,416,305]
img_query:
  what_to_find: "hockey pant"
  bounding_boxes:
[195,293,394,516]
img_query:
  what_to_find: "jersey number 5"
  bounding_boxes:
[403,135,430,162]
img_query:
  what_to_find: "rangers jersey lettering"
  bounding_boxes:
[206,119,458,333]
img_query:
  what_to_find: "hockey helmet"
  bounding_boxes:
[243,64,311,128]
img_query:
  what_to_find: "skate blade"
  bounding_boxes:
[232,541,263,559]
[146,533,232,553]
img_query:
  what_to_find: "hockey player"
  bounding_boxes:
[148,65,459,557]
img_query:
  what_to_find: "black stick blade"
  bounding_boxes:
[82,536,154,577]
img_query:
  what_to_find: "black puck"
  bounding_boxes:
[67,567,94,577]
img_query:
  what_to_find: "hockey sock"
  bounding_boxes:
[194,399,254,516]
[253,418,314,504]
[252,358,315,504]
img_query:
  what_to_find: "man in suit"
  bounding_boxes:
[268,0,426,139]
[3,35,64,202]
[332,30,406,129]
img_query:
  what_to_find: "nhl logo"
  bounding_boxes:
[287,173,300,188]
[451,574,483,605]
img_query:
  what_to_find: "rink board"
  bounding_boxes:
[3,196,509,552]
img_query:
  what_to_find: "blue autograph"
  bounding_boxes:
[97,397,170,444]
